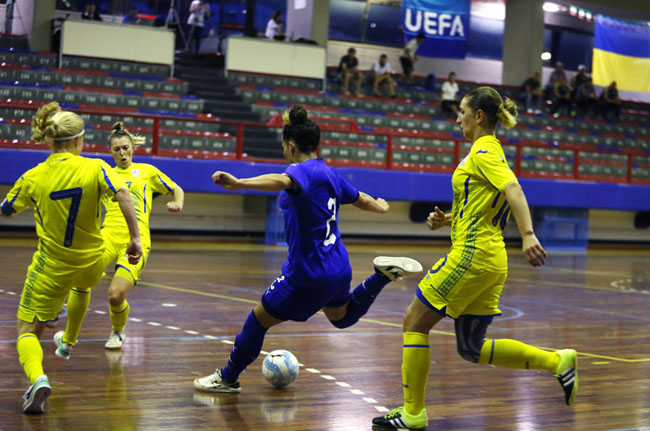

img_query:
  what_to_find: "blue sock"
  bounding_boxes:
[221,311,268,383]
[331,273,391,329]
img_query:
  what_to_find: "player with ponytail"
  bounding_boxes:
[101,122,184,350]
[374,87,578,429]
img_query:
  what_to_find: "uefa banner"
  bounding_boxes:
[593,15,650,93]
[402,0,471,59]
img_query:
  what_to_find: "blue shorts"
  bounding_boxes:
[261,271,352,322]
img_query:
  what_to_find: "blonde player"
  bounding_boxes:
[101,122,184,349]
[1,102,141,414]
[373,87,578,430]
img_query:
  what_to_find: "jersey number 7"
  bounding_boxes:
[50,188,83,247]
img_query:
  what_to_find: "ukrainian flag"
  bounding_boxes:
[592,15,650,93]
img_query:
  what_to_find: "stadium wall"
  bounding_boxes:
[1,150,649,243]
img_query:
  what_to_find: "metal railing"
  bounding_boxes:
[1,100,648,184]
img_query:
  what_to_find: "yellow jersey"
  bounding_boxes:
[449,135,518,271]
[101,163,177,247]
[1,153,126,266]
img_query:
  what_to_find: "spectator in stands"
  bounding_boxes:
[441,72,460,118]
[338,47,362,96]
[187,0,211,54]
[545,62,566,100]
[519,72,543,114]
[371,54,395,98]
[571,65,588,99]
[122,7,140,25]
[399,33,425,85]
[575,77,598,118]
[265,11,285,41]
[81,3,102,21]
[600,81,622,122]
[552,76,572,117]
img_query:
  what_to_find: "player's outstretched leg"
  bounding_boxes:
[329,257,422,329]
[457,315,578,405]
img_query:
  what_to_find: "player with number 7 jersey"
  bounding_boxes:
[0,102,141,415]
[194,106,423,394]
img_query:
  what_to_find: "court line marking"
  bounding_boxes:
[138,281,650,364]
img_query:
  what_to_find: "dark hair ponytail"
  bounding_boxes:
[282,105,320,153]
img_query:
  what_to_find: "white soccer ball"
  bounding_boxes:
[262,350,299,388]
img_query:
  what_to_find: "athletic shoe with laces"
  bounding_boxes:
[53,330,73,360]
[554,348,578,405]
[194,369,241,393]
[373,256,423,282]
[105,330,126,350]
[23,374,51,414]
[372,406,428,429]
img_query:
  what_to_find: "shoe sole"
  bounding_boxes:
[105,343,124,350]
[193,380,241,394]
[374,256,423,275]
[23,384,51,414]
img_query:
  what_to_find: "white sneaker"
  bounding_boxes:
[105,330,126,350]
[194,369,241,393]
[53,330,72,360]
[23,375,51,414]
[373,256,423,281]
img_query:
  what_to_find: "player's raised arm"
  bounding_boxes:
[212,171,293,192]
[351,191,389,214]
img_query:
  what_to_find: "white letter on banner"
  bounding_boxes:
[424,12,438,35]
[439,14,451,36]
[404,9,422,32]
[450,15,464,37]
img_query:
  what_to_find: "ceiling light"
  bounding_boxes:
[543,2,561,13]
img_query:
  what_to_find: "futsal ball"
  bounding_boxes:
[262,350,299,388]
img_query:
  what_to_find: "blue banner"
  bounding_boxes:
[402,0,471,59]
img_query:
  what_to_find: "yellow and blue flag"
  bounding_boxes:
[592,15,650,93]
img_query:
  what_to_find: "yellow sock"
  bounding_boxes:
[63,288,91,346]
[109,300,130,332]
[17,333,44,384]
[479,338,559,373]
[402,332,430,416]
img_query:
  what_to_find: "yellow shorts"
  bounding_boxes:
[18,249,104,323]
[102,234,150,285]
[417,251,506,319]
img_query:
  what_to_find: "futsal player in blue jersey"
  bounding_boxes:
[194,105,423,393]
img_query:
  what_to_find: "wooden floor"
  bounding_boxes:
[1,234,650,431]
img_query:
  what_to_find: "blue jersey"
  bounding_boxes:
[279,158,359,283]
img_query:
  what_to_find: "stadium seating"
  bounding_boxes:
[0,47,648,184]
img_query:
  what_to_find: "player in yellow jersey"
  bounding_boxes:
[0,102,142,414]
[101,122,184,349]
[373,87,578,430]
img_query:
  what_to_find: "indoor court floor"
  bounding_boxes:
[1,234,650,431]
